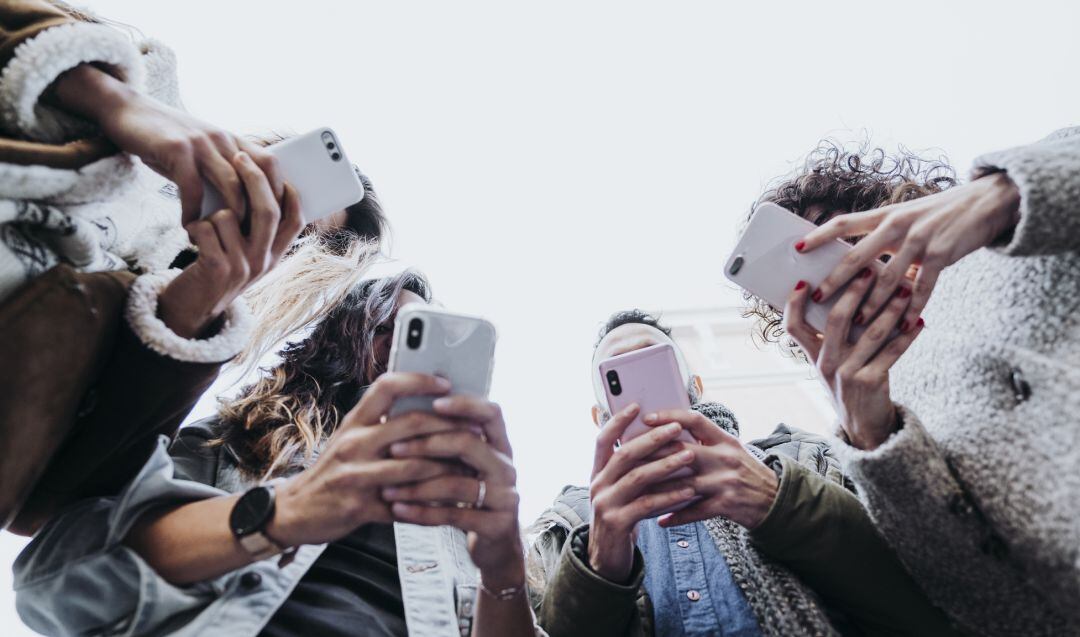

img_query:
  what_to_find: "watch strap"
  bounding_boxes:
[239,529,285,561]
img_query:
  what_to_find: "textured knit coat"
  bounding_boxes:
[843,126,1080,635]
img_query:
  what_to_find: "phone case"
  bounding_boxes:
[387,305,497,417]
[598,343,697,478]
[200,127,365,224]
[723,202,883,339]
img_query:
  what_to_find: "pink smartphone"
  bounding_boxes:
[723,202,887,341]
[598,343,697,479]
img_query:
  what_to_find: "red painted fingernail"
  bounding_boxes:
[854,312,864,325]
[900,320,911,333]
[898,287,912,299]
[811,289,823,303]
[794,240,806,252]
[860,267,872,279]
[917,317,925,328]
[794,280,807,291]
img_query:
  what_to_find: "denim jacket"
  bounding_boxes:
[13,419,484,637]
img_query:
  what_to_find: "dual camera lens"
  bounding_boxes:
[322,131,342,162]
[406,318,424,350]
[606,370,622,396]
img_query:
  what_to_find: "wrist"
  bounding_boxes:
[586,524,633,583]
[743,463,780,530]
[479,556,526,592]
[264,478,306,548]
[158,270,225,339]
[982,172,1022,236]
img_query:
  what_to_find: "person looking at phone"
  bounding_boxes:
[0,0,387,534]
[526,310,956,637]
[742,130,1080,634]
[13,270,538,637]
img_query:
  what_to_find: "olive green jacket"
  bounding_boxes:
[527,424,962,637]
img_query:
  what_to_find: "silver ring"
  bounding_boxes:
[474,479,487,510]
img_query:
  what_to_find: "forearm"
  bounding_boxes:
[125,494,253,585]
[47,62,137,126]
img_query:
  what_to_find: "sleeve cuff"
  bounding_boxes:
[749,454,805,551]
[0,21,145,142]
[562,524,644,597]
[124,269,253,364]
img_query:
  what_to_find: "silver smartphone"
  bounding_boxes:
[386,305,497,417]
[199,127,364,224]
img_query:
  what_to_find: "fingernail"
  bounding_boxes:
[680,487,696,498]
[917,317,925,328]
[898,287,912,299]
[811,289,823,303]
[643,413,657,423]
[677,450,694,462]
[794,240,806,252]
[435,376,452,390]
[860,267,872,279]
[390,442,407,455]
[900,320,911,333]
[626,403,640,413]
[854,312,864,326]
[794,280,807,291]
[432,397,451,410]
[663,423,682,434]
[382,487,399,499]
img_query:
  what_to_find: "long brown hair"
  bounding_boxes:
[214,270,432,479]
[743,141,957,357]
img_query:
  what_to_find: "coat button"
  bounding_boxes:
[1010,368,1031,402]
[676,540,690,549]
[240,571,262,590]
[686,590,701,602]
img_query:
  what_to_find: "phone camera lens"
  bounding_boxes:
[606,370,622,396]
[326,142,336,150]
[330,151,342,161]
[729,255,744,276]
[406,318,423,350]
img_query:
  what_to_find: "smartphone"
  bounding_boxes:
[199,127,364,224]
[724,202,884,339]
[598,343,698,480]
[387,305,497,417]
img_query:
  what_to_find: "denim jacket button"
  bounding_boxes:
[240,571,262,590]
[686,590,701,602]
[1010,368,1031,402]
[676,540,690,549]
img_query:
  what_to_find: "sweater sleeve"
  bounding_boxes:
[537,524,647,637]
[0,0,145,142]
[749,454,959,637]
[972,126,1080,256]
[839,405,1066,634]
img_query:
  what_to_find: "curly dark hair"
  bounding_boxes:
[743,141,958,355]
[595,309,672,348]
[214,271,431,479]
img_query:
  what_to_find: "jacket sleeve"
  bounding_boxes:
[972,126,1080,256]
[13,269,251,531]
[536,524,647,637]
[837,405,1062,634]
[749,453,959,637]
[12,435,227,637]
[0,0,145,142]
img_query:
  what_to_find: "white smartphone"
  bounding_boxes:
[724,202,883,338]
[199,127,364,224]
[387,305,497,417]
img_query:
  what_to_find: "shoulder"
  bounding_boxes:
[169,416,228,485]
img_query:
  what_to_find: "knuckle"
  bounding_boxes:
[164,137,193,155]
[865,326,886,342]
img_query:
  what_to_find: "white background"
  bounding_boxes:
[3,1,1079,634]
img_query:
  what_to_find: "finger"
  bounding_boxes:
[642,410,727,446]
[607,451,695,504]
[174,156,204,227]
[432,396,512,456]
[812,224,897,303]
[623,485,698,522]
[195,137,246,218]
[389,431,512,482]
[363,458,457,485]
[382,479,517,511]
[238,139,285,201]
[269,182,304,260]
[206,208,250,284]
[782,280,822,361]
[658,499,717,527]
[390,502,518,537]
[370,410,477,451]
[798,207,890,252]
[344,373,452,426]
[864,317,925,375]
[593,403,640,474]
[817,267,874,376]
[187,219,226,270]
[232,151,280,274]
[859,234,921,321]
[902,263,939,332]
[843,289,911,370]
[595,423,685,488]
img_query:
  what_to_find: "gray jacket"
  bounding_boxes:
[841,126,1080,635]
[13,420,483,637]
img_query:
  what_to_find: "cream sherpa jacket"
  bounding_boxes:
[843,126,1080,635]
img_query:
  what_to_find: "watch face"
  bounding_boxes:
[230,486,274,536]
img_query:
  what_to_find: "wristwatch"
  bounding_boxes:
[230,484,287,561]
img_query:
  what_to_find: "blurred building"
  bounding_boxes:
[665,306,836,441]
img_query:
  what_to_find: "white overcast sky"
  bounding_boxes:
[3,1,1079,634]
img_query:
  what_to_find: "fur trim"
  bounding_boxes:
[0,153,136,204]
[125,269,253,364]
[0,21,145,142]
